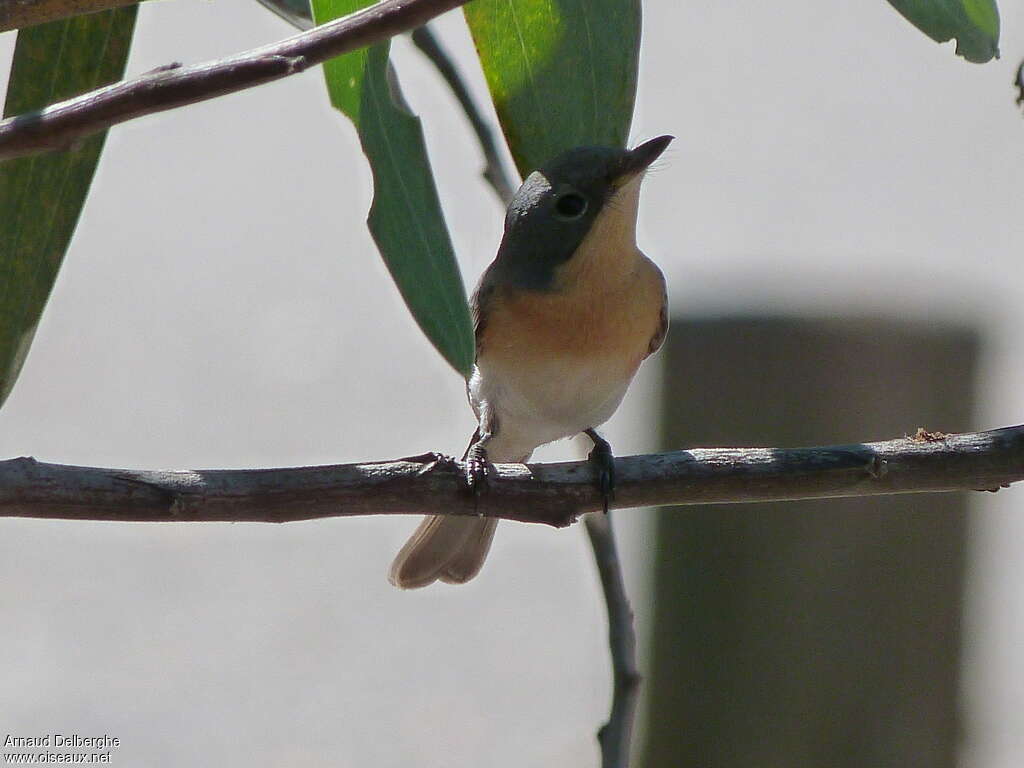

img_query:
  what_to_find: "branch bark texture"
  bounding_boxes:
[1,426,1021,524]
[0,0,470,160]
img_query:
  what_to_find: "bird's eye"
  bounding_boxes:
[554,192,588,219]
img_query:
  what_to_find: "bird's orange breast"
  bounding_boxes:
[478,250,665,376]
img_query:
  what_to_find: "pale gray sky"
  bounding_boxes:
[1,1,1023,766]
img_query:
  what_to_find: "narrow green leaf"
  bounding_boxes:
[311,0,475,377]
[464,0,641,178]
[0,8,137,410]
[254,0,313,31]
[887,0,999,63]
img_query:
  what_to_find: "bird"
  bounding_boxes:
[389,135,673,589]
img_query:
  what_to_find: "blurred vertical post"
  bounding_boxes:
[640,317,978,768]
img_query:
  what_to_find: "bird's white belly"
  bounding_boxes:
[469,354,633,460]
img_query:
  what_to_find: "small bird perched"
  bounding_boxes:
[389,135,673,589]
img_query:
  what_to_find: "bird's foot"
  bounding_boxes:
[585,429,616,514]
[464,443,491,512]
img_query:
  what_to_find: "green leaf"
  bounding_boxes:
[464,0,641,179]
[0,8,137,410]
[311,0,475,377]
[887,0,999,63]
[254,0,313,31]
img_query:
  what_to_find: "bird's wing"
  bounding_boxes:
[645,272,669,358]
[646,301,668,357]
[470,272,497,357]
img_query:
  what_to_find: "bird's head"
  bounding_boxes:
[493,135,672,291]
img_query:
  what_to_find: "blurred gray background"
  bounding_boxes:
[1,1,1023,765]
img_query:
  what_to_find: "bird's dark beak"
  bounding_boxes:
[615,135,674,183]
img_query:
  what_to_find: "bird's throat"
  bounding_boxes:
[550,173,644,292]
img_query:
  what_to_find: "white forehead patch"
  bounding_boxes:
[507,171,552,223]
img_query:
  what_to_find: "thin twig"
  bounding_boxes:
[410,24,517,203]
[251,0,517,203]
[1,425,1022,523]
[585,512,641,768]
[0,0,471,160]
[0,0,139,32]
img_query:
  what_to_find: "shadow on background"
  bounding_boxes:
[641,316,979,768]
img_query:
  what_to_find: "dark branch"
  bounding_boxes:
[1016,56,1024,109]
[585,512,641,768]
[0,0,471,160]
[1,425,1022,524]
[410,24,517,204]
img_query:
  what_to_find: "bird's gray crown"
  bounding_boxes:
[494,146,637,291]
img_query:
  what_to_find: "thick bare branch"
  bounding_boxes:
[0,0,139,32]
[0,0,470,160]
[1,426,1021,524]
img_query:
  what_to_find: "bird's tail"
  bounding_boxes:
[388,515,498,589]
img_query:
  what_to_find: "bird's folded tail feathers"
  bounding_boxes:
[439,517,498,584]
[388,516,498,589]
